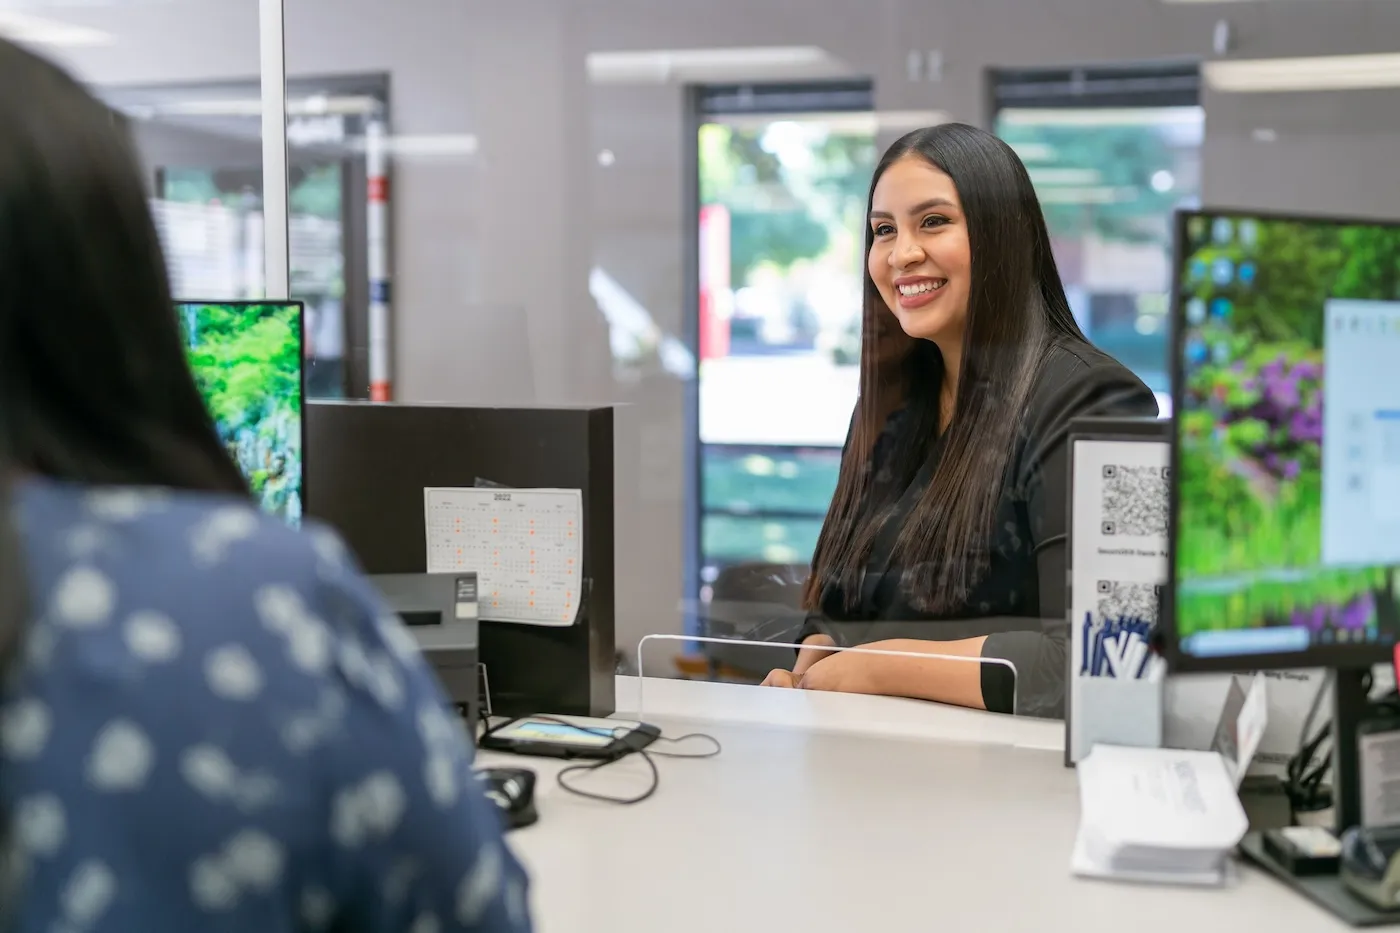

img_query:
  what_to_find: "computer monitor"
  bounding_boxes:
[177,300,305,525]
[1164,209,1400,674]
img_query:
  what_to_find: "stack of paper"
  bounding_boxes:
[1072,745,1249,886]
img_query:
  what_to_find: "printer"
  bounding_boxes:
[371,572,482,733]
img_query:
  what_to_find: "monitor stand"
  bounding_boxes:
[1332,665,1370,834]
[1239,666,1400,926]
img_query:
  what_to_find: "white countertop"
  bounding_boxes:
[620,674,1066,751]
[481,676,1343,933]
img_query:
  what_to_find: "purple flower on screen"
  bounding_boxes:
[1268,377,1300,409]
[1339,594,1375,630]
[1311,605,1329,631]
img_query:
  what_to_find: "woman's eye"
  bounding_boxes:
[873,223,894,237]
[922,215,948,229]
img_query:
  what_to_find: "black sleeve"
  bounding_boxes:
[979,355,1158,716]
[795,403,906,650]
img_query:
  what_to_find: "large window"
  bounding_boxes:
[992,64,1205,413]
[103,76,387,401]
[692,82,877,591]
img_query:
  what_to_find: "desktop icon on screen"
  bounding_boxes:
[1212,258,1235,286]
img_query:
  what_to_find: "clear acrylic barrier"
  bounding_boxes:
[635,633,1019,720]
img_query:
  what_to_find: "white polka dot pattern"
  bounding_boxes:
[51,567,115,628]
[6,483,533,932]
[61,860,116,927]
[85,720,154,792]
[189,506,260,565]
[330,772,407,849]
[204,645,264,701]
[14,793,67,857]
[411,912,443,933]
[300,886,336,930]
[456,844,504,926]
[2,698,52,761]
[123,611,181,663]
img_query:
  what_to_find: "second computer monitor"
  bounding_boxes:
[1166,209,1400,671]
[177,300,305,524]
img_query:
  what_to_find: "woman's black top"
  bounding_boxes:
[800,338,1158,717]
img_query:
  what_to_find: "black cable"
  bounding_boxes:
[481,714,722,806]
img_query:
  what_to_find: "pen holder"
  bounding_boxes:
[1069,674,1165,765]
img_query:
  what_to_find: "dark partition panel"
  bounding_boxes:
[305,401,615,717]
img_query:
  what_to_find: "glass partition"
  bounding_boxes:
[33,1,268,309]
[992,64,1205,416]
[271,0,1400,696]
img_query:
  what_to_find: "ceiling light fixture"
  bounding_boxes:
[1205,52,1400,93]
[709,109,948,135]
[587,46,840,84]
[0,11,113,47]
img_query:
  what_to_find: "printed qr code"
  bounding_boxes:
[1096,580,1161,625]
[1099,463,1169,537]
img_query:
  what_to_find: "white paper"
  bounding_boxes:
[1164,669,1325,777]
[1070,829,1231,887]
[1360,728,1400,828]
[1233,674,1268,785]
[1072,745,1247,887]
[424,487,583,627]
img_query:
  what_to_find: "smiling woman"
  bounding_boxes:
[762,123,1158,717]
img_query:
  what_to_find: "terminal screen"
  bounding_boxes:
[1173,212,1400,659]
[177,301,304,525]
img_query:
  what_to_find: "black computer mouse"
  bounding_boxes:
[475,766,538,831]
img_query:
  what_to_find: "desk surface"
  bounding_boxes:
[481,676,1343,933]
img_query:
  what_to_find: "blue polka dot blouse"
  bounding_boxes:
[1,478,532,933]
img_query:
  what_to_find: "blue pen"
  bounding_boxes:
[1081,611,1094,675]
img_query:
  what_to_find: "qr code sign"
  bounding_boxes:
[1096,580,1161,625]
[1099,464,1169,537]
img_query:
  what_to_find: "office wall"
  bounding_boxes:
[37,0,1400,660]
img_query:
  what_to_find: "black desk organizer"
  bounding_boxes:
[305,401,616,720]
[1241,832,1400,927]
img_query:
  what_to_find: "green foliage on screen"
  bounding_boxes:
[178,302,303,524]
[1175,215,1400,635]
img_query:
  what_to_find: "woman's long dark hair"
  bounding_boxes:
[0,38,249,911]
[804,123,1087,615]
[0,41,247,493]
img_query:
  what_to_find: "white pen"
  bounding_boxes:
[1122,637,1147,681]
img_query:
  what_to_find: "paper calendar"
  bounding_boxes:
[424,487,583,627]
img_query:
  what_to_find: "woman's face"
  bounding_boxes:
[867,154,971,347]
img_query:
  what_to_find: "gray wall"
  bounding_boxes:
[31,0,1400,660]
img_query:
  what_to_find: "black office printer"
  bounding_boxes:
[371,573,482,730]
